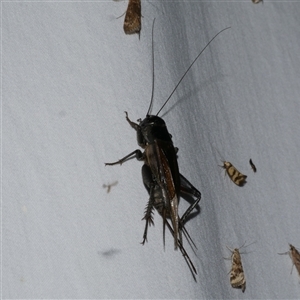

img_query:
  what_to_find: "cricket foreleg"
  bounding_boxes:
[124,111,148,149]
[105,149,144,166]
[125,111,139,130]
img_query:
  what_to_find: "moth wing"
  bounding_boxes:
[230,268,246,293]
[230,251,246,291]
[230,268,245,287]
[123,0,141,35]
[290,246,300,276]
[225,163,247,186]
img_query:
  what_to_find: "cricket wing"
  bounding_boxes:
[145,140,180,249]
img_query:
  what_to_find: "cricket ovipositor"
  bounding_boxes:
[106,20,230,275]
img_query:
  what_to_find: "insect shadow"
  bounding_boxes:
[99,248,121,259]
[103,181,118,193]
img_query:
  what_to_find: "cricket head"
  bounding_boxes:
[139,115,172,144]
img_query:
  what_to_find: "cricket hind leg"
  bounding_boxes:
[141,164,169,248]
[178,174,201,250]
[179,173,201,225]
[141,195,155,245]
[141,164,156,244]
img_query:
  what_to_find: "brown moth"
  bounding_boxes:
[252,0,263,3]
[103,181,118,193]
[278,244,300,277]
[226,246,246,293]
[249,159,257,173]
[221,161,247,186]
[123,0,141,36]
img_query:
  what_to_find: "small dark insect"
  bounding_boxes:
[252,0,263,3]
[249,159,256,173]
[220,161,247,186]
[278,244,300,277]
[123,0,141,37]
[106,19,230,277]
[102,181,118,193]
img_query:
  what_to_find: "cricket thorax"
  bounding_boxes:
[139,115,172,144]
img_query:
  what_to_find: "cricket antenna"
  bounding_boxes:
[156,26,231,116]
[146,18,156,116]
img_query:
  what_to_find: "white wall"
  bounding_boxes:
[3,1,300,298]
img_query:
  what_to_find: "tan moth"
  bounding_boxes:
[252,0,263,3]
[278,244,300,277]
[225,245,247,293]
[220,161,247,186]
[249,159,257,173]
[123,0,141,36]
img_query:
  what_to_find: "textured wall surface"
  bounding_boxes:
[3,1,300,299]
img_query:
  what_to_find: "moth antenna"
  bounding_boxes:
[156,27,231,116]
[278,243,299,255]
[225,240,256,254]
[237,240,257,254]
[241,240,257,250]
[226,245,235,253]
[278,250,290,255]
[215,146,225,163]
[146,18,156,116]
[209,141,225,165]
[239,240,248,250]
